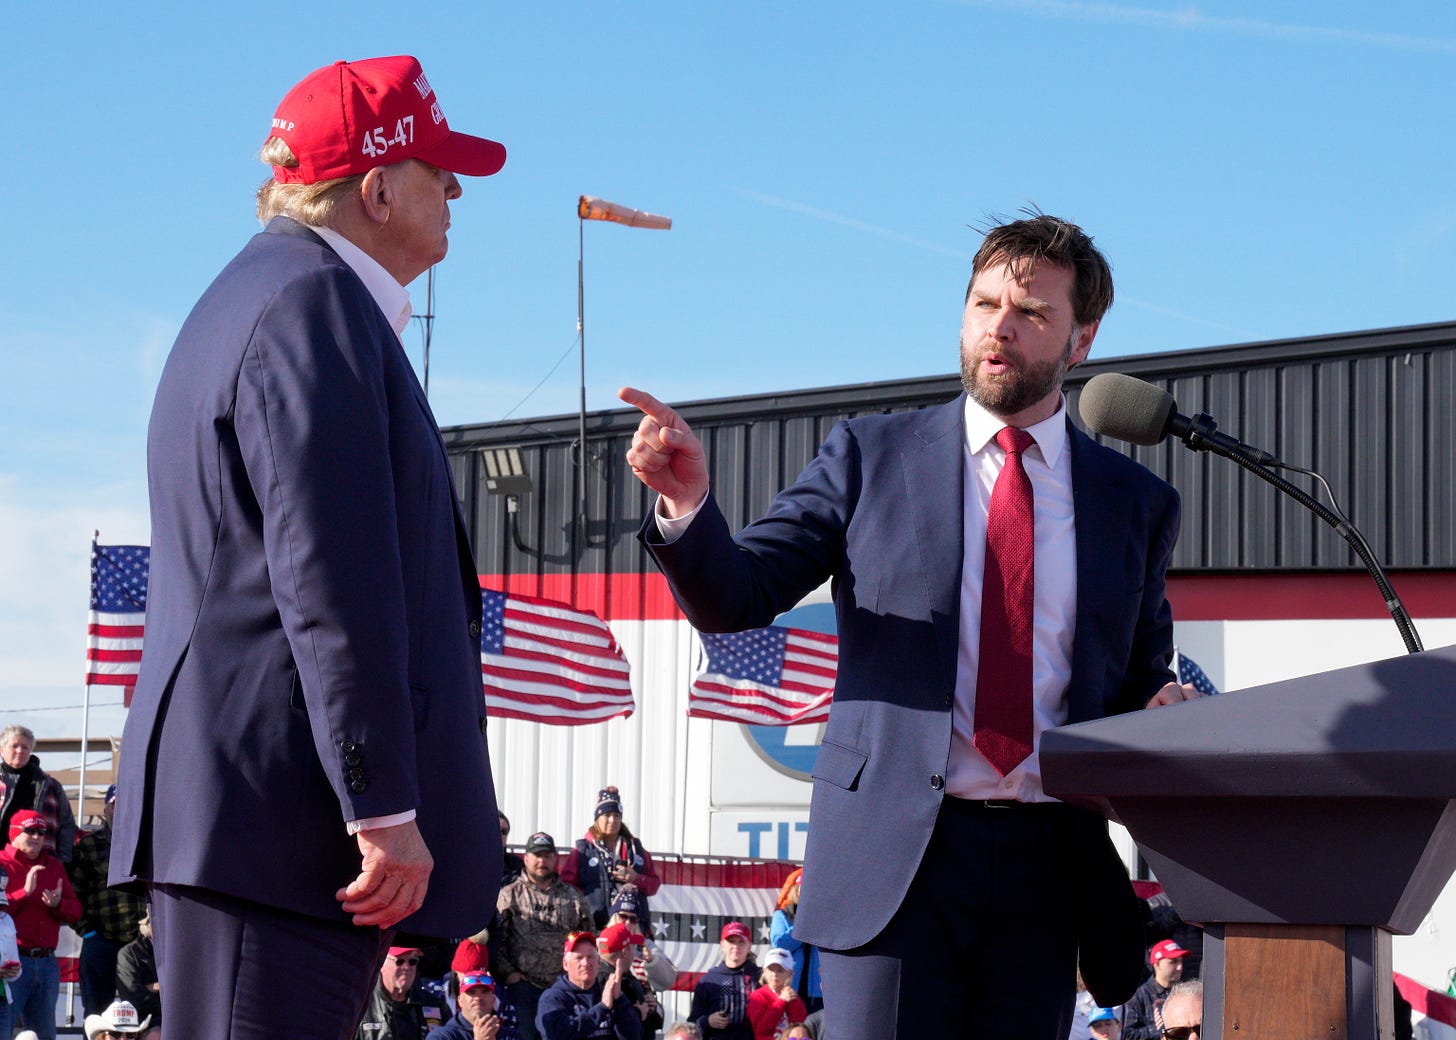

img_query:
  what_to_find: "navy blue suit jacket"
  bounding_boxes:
[643,395,1179,952]
[112,218,501,938]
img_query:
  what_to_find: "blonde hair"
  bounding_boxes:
[1,725,35,747]
[255,137,364,226]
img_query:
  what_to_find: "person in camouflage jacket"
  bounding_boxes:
[493,833,593,1040]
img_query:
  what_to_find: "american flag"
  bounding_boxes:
[86,540,150,706]
[479,587,635,725]
[1174,648,1220,696]
[689,626,837,726]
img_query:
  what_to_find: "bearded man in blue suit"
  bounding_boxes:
[619,214,1202,1040]
[111,56,506,1040]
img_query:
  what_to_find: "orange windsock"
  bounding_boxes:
[578,195,672,230]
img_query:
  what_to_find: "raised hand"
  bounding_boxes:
[618,387,709,516]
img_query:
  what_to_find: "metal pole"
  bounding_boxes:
[577,219,588,555]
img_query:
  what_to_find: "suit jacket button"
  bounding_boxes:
[340,739,358,753]
[479,718,489,734]
[344,753,362,767]
[468,620,482,639]
[350,779,368,793]
[930,774,945,790]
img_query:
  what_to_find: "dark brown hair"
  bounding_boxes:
[968,211,1114,327]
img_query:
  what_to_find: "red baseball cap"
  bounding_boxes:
[267,55,506,184]
[596,921,647,955]
[1149,939,1190,965]
[9,810,48,841]
[460,972,495,992]
[563,931,596,954]
[721,922,751,942]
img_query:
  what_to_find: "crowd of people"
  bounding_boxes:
[0,746,829,1040]
[0,718,1426,1040]
[1,725,156,1040]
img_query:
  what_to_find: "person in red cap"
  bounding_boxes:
[433,971,508,1040]
[687,923,757,1040]
[1,810,82,1040]
[1122,939,1190,1039]
[447,940,522,1040]
[108,54,508,1040]
[595,922,660,1039]
[353,946,452,1040]
[535,932,640,1040]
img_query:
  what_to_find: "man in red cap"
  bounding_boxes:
[596,922,660,1039]
[536,932,640,1040]
[1122,939,1191,1039]
[687,923,757,1039]
[353,946,451,1039]
[110,54,508,1040]
[1,810,82,1040]
[433,971,511,1040]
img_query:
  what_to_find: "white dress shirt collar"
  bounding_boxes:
[963,391,1070,467]
[309,225,414,340]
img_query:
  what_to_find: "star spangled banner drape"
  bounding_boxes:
[86,540,150,707]
[650,856,799,990]
[688,626,837,726]
[479,586,635,724]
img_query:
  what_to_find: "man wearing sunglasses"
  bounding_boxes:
[1,811,82,1040]
[1160,980,1200,1040]
[355,946,452,1040]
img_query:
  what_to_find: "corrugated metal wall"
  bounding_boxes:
[447,319,1456,576]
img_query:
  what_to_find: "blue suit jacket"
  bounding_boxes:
[643,395,1179,952]
[111,218,501,938]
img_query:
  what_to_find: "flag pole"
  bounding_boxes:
[577,216,588,557]
[79,533,98,827]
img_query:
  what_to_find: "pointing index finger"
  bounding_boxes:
[618,386,680,429]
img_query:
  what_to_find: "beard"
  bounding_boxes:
[960,330,1077,417]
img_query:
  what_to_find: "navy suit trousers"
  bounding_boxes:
[151,883,393,1040]
[820,798,1090,1040]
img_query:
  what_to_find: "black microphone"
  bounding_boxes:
[1078,372,1276,466]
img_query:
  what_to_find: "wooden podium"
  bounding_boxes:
[1041,644,1456,1040]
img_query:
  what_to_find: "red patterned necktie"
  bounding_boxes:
[974,426,1036,776]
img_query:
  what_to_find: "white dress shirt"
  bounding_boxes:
[948,394,1077,801]
[311,224,413,340]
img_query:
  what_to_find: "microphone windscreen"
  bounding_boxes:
[1078,372,1176,446]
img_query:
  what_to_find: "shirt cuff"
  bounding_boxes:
[346,809,417,835]
[654,489,709,543]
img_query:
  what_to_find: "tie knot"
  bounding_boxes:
[996,426,1034,456]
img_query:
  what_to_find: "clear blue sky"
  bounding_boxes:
[5,1,1455,741]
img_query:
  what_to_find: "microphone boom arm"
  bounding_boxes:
[1219,449,1424,655]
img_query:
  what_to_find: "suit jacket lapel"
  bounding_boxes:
[899,396,967,687]
[268,216,483,616]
